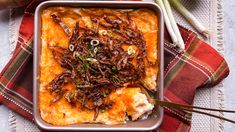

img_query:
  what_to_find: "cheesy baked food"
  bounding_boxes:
[39,7,159,125]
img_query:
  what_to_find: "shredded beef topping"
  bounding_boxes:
[48,13,147,121]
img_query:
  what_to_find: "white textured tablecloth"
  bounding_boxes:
[0,0,225,131]
[0,9,11,132]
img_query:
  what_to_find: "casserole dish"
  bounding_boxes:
[34,1,164,131]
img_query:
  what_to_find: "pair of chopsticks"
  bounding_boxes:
[155,0,210,52]
[155,100,235,124]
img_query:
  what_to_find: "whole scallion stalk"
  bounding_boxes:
[155,0,179,48]
[170,0,210,38]
[163,0,185,51]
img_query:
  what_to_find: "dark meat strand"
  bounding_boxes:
[51,14,71,37]
[69,22,80,46]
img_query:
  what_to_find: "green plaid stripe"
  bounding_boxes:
[3,45,32,84]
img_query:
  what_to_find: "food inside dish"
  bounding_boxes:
[39,7,159,125]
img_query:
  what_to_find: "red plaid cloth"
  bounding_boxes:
[0,0,229,131]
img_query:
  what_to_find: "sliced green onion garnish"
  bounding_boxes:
[101,109,105,113]
[107,30,114,37]
[127,45,136,55]
[69,93,74,99]
[69,44,75,52]
[75,81,81,86]
[86,58,98,62]
[99,30,107,35]
[65,93,74,102]
[93,47,98,54]
[90,40,100,46]
[73,51,80,59]
[89,51,94,57]
[103,93,107,97]
[112,66,117,71]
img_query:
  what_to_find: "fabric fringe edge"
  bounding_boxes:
[8,8,18,132]
[9,110,17,132]
[8,8,17,57]
[215,0,225,131]
[215,0,225,55]
[217,84,225,131]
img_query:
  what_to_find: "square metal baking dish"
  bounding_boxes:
[33,0,164,131]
